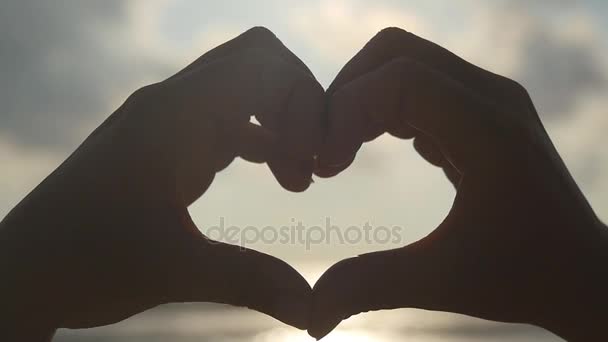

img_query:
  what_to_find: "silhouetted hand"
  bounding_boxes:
[310,28,607,341]
[0,27,322,341]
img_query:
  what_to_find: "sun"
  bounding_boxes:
[254,328,380,342]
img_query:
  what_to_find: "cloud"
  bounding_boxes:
[285,0,431,86]
[514,22,607,119]
[447,1,607,120]
[0,0,173,151]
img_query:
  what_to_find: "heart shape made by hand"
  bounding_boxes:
[1,26,604,342]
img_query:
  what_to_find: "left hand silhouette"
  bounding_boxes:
[0,27,322,340]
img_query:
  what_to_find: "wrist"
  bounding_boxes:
[539,298,607,341]
[1,219,58,342]
[536,221,608,341]
[0,326,56,342]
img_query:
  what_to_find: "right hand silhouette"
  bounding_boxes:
[310,28,607,341]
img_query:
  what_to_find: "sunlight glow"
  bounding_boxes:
[254,328,384,342]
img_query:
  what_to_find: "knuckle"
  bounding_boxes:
[505,78,531,99]
[372,27,418,49]
[495,77,533,107]
[129,82,186,122]
[129,82,167,106]
[241,26,280,46]
[375,26,408,41]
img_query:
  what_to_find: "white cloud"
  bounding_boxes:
[287,0,430,66]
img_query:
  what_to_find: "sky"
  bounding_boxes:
[1,0,607,341]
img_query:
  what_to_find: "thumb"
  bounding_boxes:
[308,237,453,339]
[166,217,312,330]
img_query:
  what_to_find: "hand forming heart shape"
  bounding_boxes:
[0,27,605,342]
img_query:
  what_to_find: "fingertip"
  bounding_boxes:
[282,179,312,193]
[268,156,314,192]
[274,293,312,330]
[413,135,444,167]
[309,274,344,338]
[308,293,343,340]
[308,252,410,338]
[198,242,313,329]
[388,124,417,140]
[264,256,313,330]
[313,154,355,178]
[308,258,357,339]
[308,319,340,340]
[313,168,343,179]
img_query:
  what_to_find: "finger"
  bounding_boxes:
[168,48,324,192]
[322,57,504,175]
[169,49,299,122]
[168,233,312,330]
[174,118,271,204]
[275,76,325,158]
[315,61,403,175]
[169,27,314,81]
[314,154,355,179]
[328,27,517,107]
[413,135,462,188]
[177,117,316,195]
[309,241,450,339]
[443,165,462,189]
[230,120,278,164]
[387,124,417,139]
[214,120,278,170]
[263,70,325,192]
[413,135,444,167]
[267,155,314,192]
[314,82,366,174]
